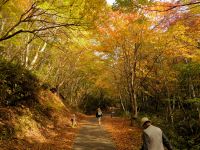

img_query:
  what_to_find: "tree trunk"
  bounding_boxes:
[133,91,138,118]
[197,107,200,123]
[120,93,126,113]
[29,42,47,70]
[23,35,30,68]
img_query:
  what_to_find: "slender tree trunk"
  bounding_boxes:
[130,43,140,125]
[0,20,5,33]
[172,96,175,111]
[29,42,47,70]
[133,91,138,118]
[23,35,30,68]
[131,43,140,119]
[165,79,173,124]
[189,77,196,98]
[119,93,126,113]
[197,107,200,123]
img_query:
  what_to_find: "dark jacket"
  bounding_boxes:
[96,111,102,118]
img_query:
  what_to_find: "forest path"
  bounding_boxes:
[72,116,116,150]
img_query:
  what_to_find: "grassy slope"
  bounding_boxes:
[0,90,81,150]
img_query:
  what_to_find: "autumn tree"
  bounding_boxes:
[0,0,108,106]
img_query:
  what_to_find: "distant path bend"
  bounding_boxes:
[72,117,116,150]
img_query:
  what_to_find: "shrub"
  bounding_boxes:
[0,58,40,106]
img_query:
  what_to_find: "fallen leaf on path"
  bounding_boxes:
[103,116,142,150]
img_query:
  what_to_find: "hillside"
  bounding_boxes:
[0,89,81,149]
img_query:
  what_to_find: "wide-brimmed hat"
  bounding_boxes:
[141,117,151,126]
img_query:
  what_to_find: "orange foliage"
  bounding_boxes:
[103,116,142,150]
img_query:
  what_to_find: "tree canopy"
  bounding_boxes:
[0,0,200,149]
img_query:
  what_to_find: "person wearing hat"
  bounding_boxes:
[140,117,173,150]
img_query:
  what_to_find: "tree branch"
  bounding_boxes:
[0,0,10,9]
[0,23,83,42]
[143,1,200,12]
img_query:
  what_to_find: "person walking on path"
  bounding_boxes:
[96,107,103,125]
[72,117,115,150]
[140,117,173,150]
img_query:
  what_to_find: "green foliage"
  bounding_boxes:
[80,94,115,114]
[113,0,152,11]
[176,62,200,78]
[0,58,40,106]
[41,83,52,90]
[14,113,41,138]
[113,0,134,11]
[141,113,200,149]
[0,125,14,140]
[187,98,200,105]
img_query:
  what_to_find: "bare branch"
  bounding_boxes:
[0,1,88,42]
[0,23,83,42]
[0,3,37,41]
[142,1,200,12]
[0,0,10,9]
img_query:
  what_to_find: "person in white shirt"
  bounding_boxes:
[96,107,103,125]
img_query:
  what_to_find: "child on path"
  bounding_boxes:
[71,114,77,128]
